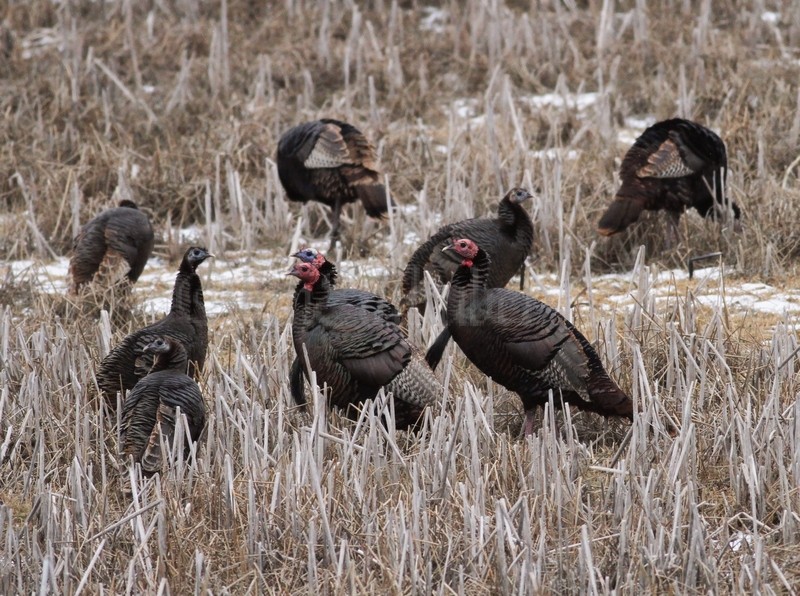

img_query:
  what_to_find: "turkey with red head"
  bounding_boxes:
[290,260,440,430]
[437,237,633,435]
[289,247,401,406]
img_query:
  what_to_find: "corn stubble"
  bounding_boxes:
[1,0,800,593]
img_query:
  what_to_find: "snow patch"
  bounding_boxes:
[451,98,479,119]
[521,92,599,111]
[529,148,579,161]
[21,29,63,60]
[175,225,207,244]
[618,115,656,146]
[420,7,448,33]
[728,531,753,553]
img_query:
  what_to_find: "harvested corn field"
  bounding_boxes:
[2,1,800,593]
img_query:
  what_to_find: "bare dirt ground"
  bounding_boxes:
[2,1,800,593]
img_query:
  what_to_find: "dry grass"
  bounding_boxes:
[2,0,800,593]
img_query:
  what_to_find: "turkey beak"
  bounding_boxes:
[442,243,454,253]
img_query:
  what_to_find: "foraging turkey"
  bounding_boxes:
[119,337,206,475]
[597,118,740,238]
[96,246,213,404]
[289,247,401,405]
[401,187,534,313]
[290,261,440,430]
[277,119,389,250]
[69,200,155,293]
[436,238,633,435]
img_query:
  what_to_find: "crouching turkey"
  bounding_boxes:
[437,238,633,435]
[289,256,441,430]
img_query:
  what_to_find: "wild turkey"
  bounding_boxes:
[277,119,390,250]
[96,246,213,405]
[69,200,155,293]
[289,247,401,405]
[436,237,633,435]
[402,187,534,368]
[401,187,534,312]
[290,261,440,430]
[119,337,206,476]
[597,118,740,238]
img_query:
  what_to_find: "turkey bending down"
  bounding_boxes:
[436,238,633,435]
[289,247,401,406]
[402,187,534,369]
[277,119,390,251]
[96,246,213,406]
[290,261,441,430]
[119,337,206,476]
[69,200,155,293]
[597,118,740,238]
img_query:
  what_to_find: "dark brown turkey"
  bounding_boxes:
[437,238,633,435]
[597,118,740,237]
[290,261,440,430]
[402,187,534,369]
[96,246,212,405]
[401,187,534,312]
[289,247,401,406]
[119,337,206,476]
[69,200,155,293]
[277,119,389,250]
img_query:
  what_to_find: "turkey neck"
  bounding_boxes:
[319,261,338,286]
[292,273,333,335]
[497,196,534,244]
[448,248,491,314]
[170,263,206,318]
[151,344,190,373]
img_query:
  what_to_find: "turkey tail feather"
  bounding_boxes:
[597,196,645,236]
[356,182,390,218]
